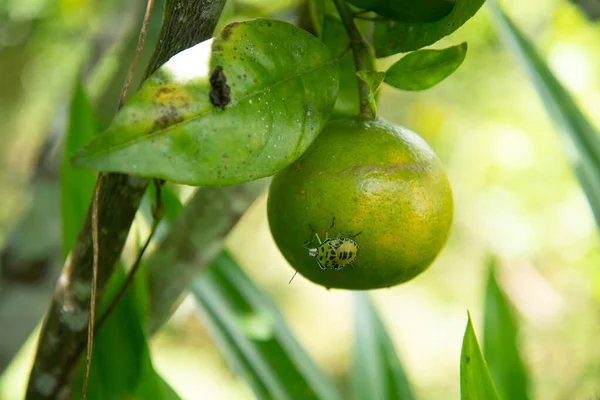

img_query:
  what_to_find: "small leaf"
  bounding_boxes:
[347,0,455,23]
[351,293,414,400]
[192,251,342,400]
[61,80,98,258]
[460,312,501,400]
[384,43,467,91]
[488,0,600,230]
[373,0,484,57]
[484,258,530,400]
[356,71,385,117]
[73,19,339,186]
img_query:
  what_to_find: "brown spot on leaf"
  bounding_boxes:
[209,66,231,110]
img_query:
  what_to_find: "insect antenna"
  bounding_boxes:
[288,270,299,284]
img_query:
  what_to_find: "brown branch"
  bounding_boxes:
[25,1,226,399]
[146,181,267,334]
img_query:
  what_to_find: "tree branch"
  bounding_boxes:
[25,1,226,399]
[147,181,267,334]
[332,0,374,118]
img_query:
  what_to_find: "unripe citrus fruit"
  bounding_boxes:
[267,117,453,290]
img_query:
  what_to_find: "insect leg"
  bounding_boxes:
[324,217,336,239]
[303,224,317,248]
[316,258,326,270]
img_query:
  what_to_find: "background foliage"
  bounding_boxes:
[1,0,600,399]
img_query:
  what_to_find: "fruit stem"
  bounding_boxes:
[332,0,375,119]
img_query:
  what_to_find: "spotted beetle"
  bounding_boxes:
[289,218,361,284]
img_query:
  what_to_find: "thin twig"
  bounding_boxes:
[118,0,156,110]
[96,180,163,332]
[81,1,155,398]
[332,0,374,118]
[81,176,102,400]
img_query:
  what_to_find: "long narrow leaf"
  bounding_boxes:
[483,258,530,400]
[72,265,180,400]
[460,312,500,400]
[488,1,600,227]
[191,251,342,400]
[351,293,414,400]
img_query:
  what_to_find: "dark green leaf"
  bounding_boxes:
[384,43,467,91]
[460,312,500,400]
[61,80,98,258]
[347,0,455,23]
[484,258,530,400]
[73,19,339,186]
[192,251,342,400]
[373,0,484,57]
[351,293,414,400]
[72,265,179,399]
[488,1,600,229]
[356,71,385,117]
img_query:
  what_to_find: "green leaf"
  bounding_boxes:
[72,265,180,400]
[73,18,339,186]
[373,0,484,57]
[347,0,455,23]
[356,71,385,117]
[384,43,467,91]
[483,258,530,400]
[61,80,98,258]
[191,251,342,400]
[488,1,600,229]
[351,293,414,400]
[460,312,501,400]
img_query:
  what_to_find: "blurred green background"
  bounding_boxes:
[1,0,600,399]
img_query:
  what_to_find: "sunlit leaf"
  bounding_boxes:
[373,0,484,57]
[347,0,455,23]
[488,1,600,229]
[192,251,342,400]
[73,266,179,400]
[384,43,467,91]
[356,71,385,117]
[460,312,500,400]
[73,19,339,186]
[351,293,414,400]
[483,258,530,400]
[61,80,98,258]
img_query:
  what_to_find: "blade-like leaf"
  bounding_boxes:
[460,312,500,400]
[61,80,98,258]
[384,43,467,91]
[373,0,484,57]
[72,265,180,400]
[191,251,342,400]
[347,0,455,23]
[356,71,385,117]
[488,1,600,229]
[73,18,339,186]
[351,293,414,400]
[484,258,530,400]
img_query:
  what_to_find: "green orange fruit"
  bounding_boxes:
[267,117,453,290]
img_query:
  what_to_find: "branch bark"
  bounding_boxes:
[25,1,226,398]
[147,181,267,334]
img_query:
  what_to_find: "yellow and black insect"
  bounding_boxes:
[304,217,361,270]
